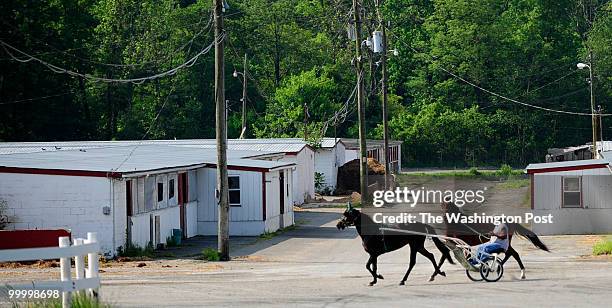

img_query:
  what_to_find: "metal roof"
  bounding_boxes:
[0,145,294,176]
[340,138,403,150]
[526,159,609,171]
[0,138,330,155]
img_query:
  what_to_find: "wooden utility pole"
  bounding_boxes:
[375,0,390,189]
[240,53,248,139]
[303,103,309,140]
[353,0,368,203]
[588,50,598,159]
[214,0,229,261]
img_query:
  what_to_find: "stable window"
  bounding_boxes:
[158,182,164,202]
[562,177,581,208]
[228,176,241,207]
[169,179,175,199]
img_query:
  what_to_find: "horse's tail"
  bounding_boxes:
[512,223,550,252]
[426,225,455,264]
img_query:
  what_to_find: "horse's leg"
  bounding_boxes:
[419,247,446,282]
[365,255,376,285]
[504,246,526,279]
[399,245,418,286]
[372,256,384,280]
[366,255,380,286]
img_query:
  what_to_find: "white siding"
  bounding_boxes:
[0,173,116,255]
[264,170,294,232]
[128,206,180,249]
[185,201,198,238]
[288,147,315,204]
[534,168,612,210]
[344,149,358,164]
[196,167,265,235]
[533,167,612,235]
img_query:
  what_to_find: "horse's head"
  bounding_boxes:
[336,202,360,230]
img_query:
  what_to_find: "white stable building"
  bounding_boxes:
[0,139,316,205]
[526,152,612,235]
[0,145,295,256]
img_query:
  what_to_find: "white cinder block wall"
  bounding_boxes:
[0,173,117,255]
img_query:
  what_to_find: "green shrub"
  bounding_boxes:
[469,167,481,176]
[497,164,514,177]
[117,241,154,258]
[201,248,220,261]
[593,238,612,256]
[165,236,178,247]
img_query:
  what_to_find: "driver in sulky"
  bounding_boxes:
[471,223,509,264]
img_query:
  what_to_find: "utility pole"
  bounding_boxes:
[353,0,369,204]
[598,105,603,142]
[588,50,598,159]
[303,103,309,140]
[214,0,230,261]
[375,0,390,189]
[240,53,248,139]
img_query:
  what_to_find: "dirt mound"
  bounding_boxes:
[336,158,386,194]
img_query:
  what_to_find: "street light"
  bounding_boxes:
[578,61,598,158]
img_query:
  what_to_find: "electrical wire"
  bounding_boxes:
[112,79,179,171]
[0,11,213,68]
[387,30,612,117]
[0,33,223,84]
[0,91,74,105]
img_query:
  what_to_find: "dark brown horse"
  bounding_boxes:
[337,204,454,286]
[437,202,549,279]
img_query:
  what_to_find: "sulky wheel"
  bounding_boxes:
[466,268,483,282]
[480,257,504,282]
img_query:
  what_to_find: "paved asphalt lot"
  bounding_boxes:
[2,208,611,307]
[101,208,611,307]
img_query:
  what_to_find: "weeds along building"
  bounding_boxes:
[526,151,612,235]
[0,145,295,256]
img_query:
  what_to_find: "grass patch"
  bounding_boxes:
[258,225,297,241]
[497,178,530,189]
[14,293,112,308]
[165,236,179,248]
[593,237,612,256]
[201,248,220,261]
[402,165,524,179]
[117,242,154,258]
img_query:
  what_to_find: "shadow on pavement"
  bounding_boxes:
[161,210,355,258]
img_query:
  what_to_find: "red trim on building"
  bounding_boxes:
[526,164,608,174]
[0,167,121,178]
[530,174,534,210]
[0,229,71,249]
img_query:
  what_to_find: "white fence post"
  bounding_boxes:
[59,236,71,308]
[74,238,85,296]
[0,231,101,307]
[85,232,99,300]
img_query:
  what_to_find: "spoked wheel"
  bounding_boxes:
[466,268,483,281]
[480,257,504,282]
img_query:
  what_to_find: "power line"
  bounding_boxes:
[0,34,223,84]
[387,30,612,117]
[0,92,74,105]
[0,11,214,68]
[112,79,179,171]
